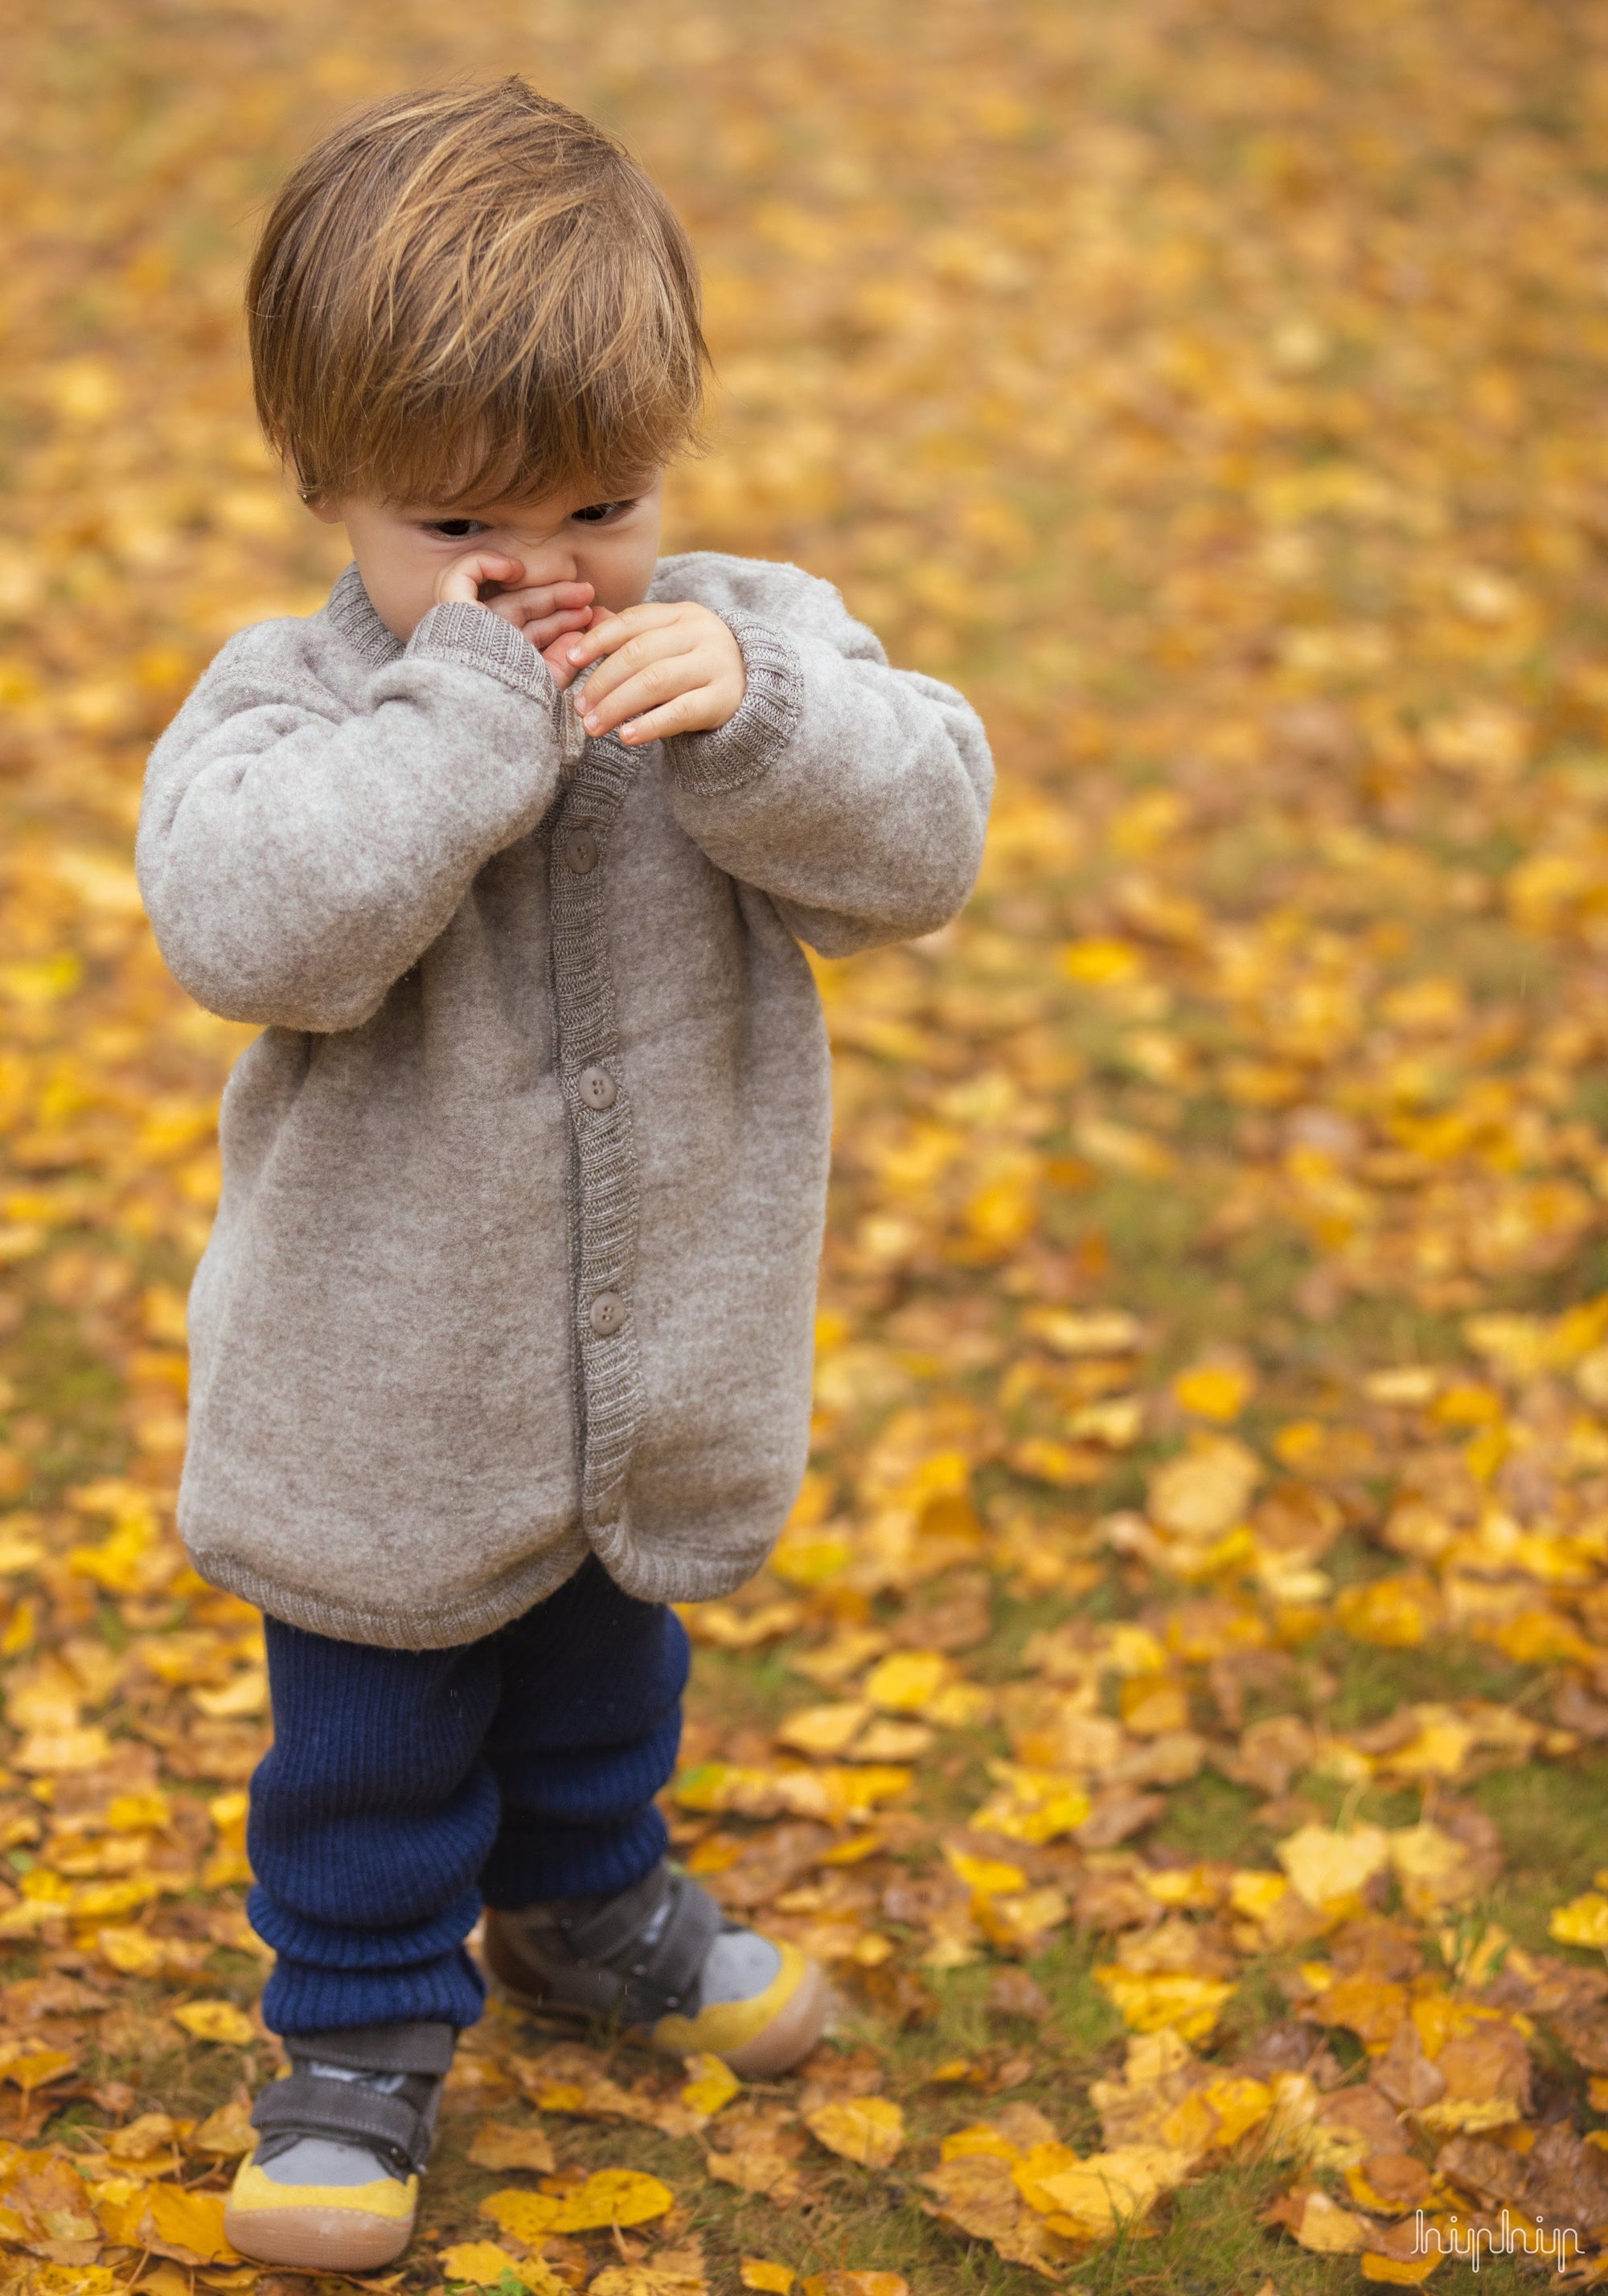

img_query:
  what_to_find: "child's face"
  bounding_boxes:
[311,474,665,643]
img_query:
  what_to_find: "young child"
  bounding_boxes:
[137,78,991,2273]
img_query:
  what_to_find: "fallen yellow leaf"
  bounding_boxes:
[191,2095,257,2157]
[171,1999,256,2045]
[1550,1891,1608,1948]
[968,1764,1091,1843]
[1148,1435,1261,1539]
[143,2183,241,2265]
[800,2277,909,2296]
[590,2256,708,2296]
[1093,1969,1237,2041]
[554,2169,676,2232]
[863,1650,954,1712]
[482,2170,674,2238]
[1027,2145,1196,2235]
[681,2052,741,2118]
[775,1700,872,1758]
[0,2045,76,2092]
[803,2095,905,2168]
[441,2241,529,2287]
[1335,1576,1439,1648]
[1287,2191,1371,2255]
[481,2187,562,2245]
[1276,1822,1393,1910]
[943,1844,1028,1896]
[942,2123,1023,2163]
[1172,1363,1255,1421]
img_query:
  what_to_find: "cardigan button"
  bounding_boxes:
[564,828,599,873]
[589,1291,626,1337]
[579,1065,617,1110]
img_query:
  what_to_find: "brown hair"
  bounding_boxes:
[247,79,707,506]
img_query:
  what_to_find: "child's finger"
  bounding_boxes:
[580,650,706,738]
[486,600,593,645]
[565,603,684,669]
[615,687,724,744]
[485,586,593,623]
[576,626,701,720]
[483,593,542,626]
[508,580,596,611]
[539,634,580,688]
[436,550,524,605]
[519,608,594,650]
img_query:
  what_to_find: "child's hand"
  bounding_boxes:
[562,602,745,744]
[433,553,595,687]
[483,582,595,680]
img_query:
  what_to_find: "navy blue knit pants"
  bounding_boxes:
[245,1557,689,2036]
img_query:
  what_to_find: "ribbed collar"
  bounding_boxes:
[322,563,404,666]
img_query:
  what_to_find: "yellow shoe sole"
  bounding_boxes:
[224,2159,418,2270]
[651,1939,829,2076]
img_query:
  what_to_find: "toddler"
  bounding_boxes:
[137,78,991,2273]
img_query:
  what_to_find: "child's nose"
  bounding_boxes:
[505,538,578,584]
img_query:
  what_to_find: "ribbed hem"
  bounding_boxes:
[185,1531,591,1650]
[665,613,804,795]
[262,1945,485,2037]
[408,600,565,713]
[187,1525,777,1646]
[248,1886,487,1971]
[583,1523,778,1607]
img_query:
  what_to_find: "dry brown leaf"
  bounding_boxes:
[591,2248,710,2296]
[466,2119,559,2171]
[917,2153,1076,2278]
[705,2103,808,2202]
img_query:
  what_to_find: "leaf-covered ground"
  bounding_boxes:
[5,2,1608,2293]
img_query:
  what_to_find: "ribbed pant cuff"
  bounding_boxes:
[247,1883,485,1970]
[264,1945,486,2037]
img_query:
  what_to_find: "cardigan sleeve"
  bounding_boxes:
[137,602,567,1034]
[658,558,992,955]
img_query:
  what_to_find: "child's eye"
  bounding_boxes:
[424,519,486,539]
[570,501,634,525]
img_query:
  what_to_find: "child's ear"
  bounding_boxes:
[302,492,343,526]
[281,454,341,523]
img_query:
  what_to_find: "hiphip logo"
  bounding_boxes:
[1415,2210,1583,2272]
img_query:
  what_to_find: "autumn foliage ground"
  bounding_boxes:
[6,2,1608,2293]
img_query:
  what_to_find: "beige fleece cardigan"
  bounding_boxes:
[136,551,992,1647]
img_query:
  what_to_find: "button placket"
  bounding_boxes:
[547,755,646,1541]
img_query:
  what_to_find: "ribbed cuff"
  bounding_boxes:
[262,1945,486,2037]
[666,613,804,796]
[246,1885,489,1971]
[408,600,564,717]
